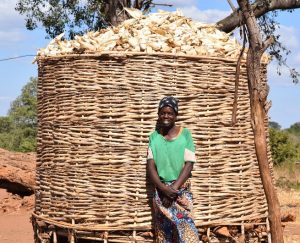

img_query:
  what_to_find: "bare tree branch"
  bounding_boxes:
[218,0,300,33]
[262,35,276,53]
[227,0,237,11]
[152,3,173,7]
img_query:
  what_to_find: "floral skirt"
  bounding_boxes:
[153,180,199,243]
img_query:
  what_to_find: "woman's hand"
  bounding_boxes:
[147,159,179,207]
[161,185,178,199]
[147,159,177,197]
[159,185,178,208]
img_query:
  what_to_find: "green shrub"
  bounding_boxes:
[269,127,299,165]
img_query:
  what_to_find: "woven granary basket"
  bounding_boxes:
[34,52,272,242]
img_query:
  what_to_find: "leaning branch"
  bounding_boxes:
[227,0,237,11]
[262,35,275,53]
[217,0,300,33]
[152,3,173,7]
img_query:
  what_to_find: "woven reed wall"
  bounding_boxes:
[35,52,271,238]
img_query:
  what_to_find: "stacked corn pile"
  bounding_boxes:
[37,8,247,60]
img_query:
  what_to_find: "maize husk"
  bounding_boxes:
[36,8,269,62]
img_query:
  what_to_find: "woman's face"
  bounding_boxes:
[158,106,177,128]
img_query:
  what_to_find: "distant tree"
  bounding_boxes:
[287,122,300,135]
[0,117,13,149]
[0,77,37,152]
[15,0,153,39]
[286,122,300,148]
[9,77,37,128]
[269,121,281,130]
[0,117,12,133]
[269,128,299,165]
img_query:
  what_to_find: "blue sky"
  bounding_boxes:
[0,0,299,129]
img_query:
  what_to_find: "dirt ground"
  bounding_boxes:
[0,148,36,243]
[0,188,34,243]
[0,211,34,243]
[279,188,300,243]
[0,191,299,243]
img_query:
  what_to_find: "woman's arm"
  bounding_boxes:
[170,161,193,190]
[147,159,178,199]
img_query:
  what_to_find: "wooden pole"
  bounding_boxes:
[237,1,283,242]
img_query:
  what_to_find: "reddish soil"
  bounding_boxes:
[0,148,35,171]
[0,188,34,243]
[0,211,34,243]
[284,223,300,243]
[0,148,35,243]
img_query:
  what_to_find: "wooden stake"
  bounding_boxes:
[207,227,211,243]
[70,219,75,243]
[53,230,57,243]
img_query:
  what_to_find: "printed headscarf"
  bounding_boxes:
[158,96,179,115]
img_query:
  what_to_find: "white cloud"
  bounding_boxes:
[0,96,11,100]
[0,0,26,44]
[0,0,24,30]
[294,52,300,62]
[267,60,300,87]
[155,1,230,23]
[268,62,291,86]
[276,25,299,49]
[0,31,24,43]
[179,6,230,23]
[265,24,300,84]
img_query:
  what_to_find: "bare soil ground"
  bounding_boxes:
[0,149,35,243]
[278,188,300,243]
[0,188,33,243]
[0,210,33,243]
[0,148,299,242]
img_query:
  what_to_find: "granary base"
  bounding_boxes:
[32,214,271,243]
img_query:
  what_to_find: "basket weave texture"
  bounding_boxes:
[35,52,271,235]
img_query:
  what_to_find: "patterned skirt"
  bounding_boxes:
[153,180,199,243]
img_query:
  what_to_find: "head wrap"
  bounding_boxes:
[158,96,178,115]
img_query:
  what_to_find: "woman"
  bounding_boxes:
[147,96,199,243]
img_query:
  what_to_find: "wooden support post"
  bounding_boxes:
[237,1,283,242]
[241,224,245,235]
[103,232,108,243]
[69,219,75,243]
[207,227,211,243]
[266,217,272,243]
[53,230,57,243]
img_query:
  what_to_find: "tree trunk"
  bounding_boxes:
[246,48,284,243]
[103,0,131,26]
[237,0,284,242]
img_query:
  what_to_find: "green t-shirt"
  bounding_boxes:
[147,127,196,182]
